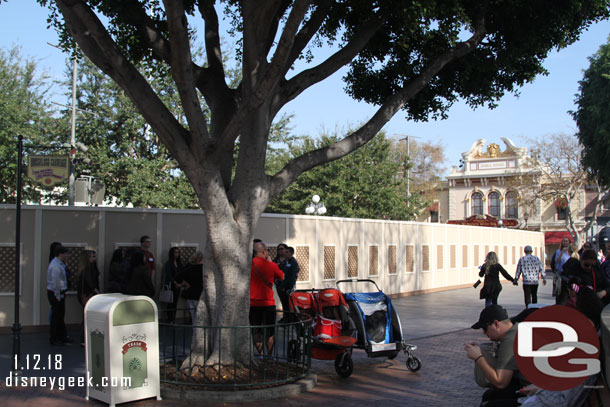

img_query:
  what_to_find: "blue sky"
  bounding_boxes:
[2,1,610,174]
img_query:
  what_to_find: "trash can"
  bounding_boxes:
[84,294,161,407]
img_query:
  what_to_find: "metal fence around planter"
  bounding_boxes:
[159,309,312,389]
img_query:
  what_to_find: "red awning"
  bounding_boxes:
[544,231,572,245]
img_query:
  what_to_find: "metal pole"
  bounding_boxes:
[68,57,77,206]
[12,135,23,375]
[406,136,410,198]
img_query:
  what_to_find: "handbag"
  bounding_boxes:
[473,279,482,289]
[159,283,174,303]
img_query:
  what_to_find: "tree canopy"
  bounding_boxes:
[0,46,60,203]
[574,37,610,187]
[266,132,425,219]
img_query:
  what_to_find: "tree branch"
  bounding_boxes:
[272,9,387,116]
[164,0,210,151]
[197,0,226,83]
[269,15,487,197]
[262,0,292,59]
[55,0,192,163]
[215,0,311,152]
[280,0,332,76]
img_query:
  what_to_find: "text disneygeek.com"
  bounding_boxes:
[4,372,132,390]
[4,353,131,390]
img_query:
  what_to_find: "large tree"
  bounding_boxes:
[573,38,610,186]
[30,0,609,369]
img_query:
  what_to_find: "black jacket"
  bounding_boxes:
[479,263,515,300]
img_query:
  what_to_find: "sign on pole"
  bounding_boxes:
[27,155,69,186]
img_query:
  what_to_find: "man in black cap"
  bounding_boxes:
[464,305,529,406]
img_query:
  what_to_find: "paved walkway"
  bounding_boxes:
[1,278,553,407]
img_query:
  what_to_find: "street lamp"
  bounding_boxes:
[498,219,503,228]
[305,194,327,215]
[523,212,529,229]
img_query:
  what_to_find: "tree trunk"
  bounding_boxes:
[179,185,261,372]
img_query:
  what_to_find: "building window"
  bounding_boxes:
[557,207,567,220]
[506,191,518,219]
[430,210,439,223]
[488,191,500,217]
[471,192,483,216]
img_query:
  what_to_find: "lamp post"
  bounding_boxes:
[305,194,327,215]
[498,219,503,228]
[523,212,529,229]
[13,136,72,375]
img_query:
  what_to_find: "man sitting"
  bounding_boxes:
[465,305,530,406]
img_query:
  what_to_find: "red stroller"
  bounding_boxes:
[289,288,357,377]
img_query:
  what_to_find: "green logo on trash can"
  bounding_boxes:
[122,334,148,388]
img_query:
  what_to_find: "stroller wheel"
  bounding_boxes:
[406,356,422,372]
[288,339,300,362]
[334,353,354,378]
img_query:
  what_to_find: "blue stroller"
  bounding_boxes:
[336,279,422,372]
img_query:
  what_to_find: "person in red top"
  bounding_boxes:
[250,241,284,356]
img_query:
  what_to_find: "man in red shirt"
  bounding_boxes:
[250,241,284,356]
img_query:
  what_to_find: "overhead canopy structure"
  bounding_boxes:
[544,231,572,244]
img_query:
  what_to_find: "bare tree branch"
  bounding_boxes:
[269,15,487,197]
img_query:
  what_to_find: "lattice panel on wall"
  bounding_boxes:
[462,245,468,268]
[405,245,414,273]
[388,245,397,274]
[347,246,358,278]
[323,246,336,280]
[169,245,198,265]
[296,246,309,281]
[534,247,538,258]
[450,245,456,269]
[422,245,430,271]
[474,245,479,267]
[268,246,278,261]
[484,245,489,258]
[65,246,85,291]
[0,246,16,293]
[437,245,444,270]
[503,246,508,265]
[494,246,499,256]
[369,246,379,276]
[512,246,516,265]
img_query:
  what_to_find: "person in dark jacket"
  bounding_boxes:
[479,251,516,307]
[563,249,610,305]
[77,250,100,346]
[163,246,184,322]
[106,248,125,293]
[125,250,155,298]
[175,251,204,324]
